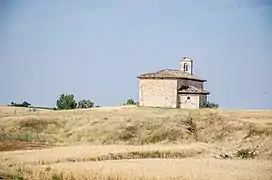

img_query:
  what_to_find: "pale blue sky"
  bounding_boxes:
[1,0,271,109]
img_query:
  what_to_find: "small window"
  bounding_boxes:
[184,63,188,71]
[187,96,190,100]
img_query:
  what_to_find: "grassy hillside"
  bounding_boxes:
[0,106,272,179]
[1,106,272,150]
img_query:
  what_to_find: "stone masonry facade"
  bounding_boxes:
[137,57,210,109]
[139,78,207,109]
[139,79,177,108]
[177,79,206,109]
[178,94,200,109]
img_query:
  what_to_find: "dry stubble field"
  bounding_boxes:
[0,105,272,180]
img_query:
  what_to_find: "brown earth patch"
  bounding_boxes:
[0,141,53,152]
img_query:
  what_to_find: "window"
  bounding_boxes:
[183,63,188,72]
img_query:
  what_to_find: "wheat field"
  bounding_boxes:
[0,105,272,180]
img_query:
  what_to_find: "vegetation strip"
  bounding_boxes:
[7,149,204,167]
[3,150,204,179]
[86,150,202,162]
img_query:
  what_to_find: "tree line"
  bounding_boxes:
[8,94,138,110]
[8,101,31,108]
[8,94,218,110]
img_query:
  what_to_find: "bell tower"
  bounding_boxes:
[180,57,193,74]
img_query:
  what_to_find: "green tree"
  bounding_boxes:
[22,101,31,107]
[56,94,77,110]
[77,99,94,109]
[10,101,31,107]
[123,98,137,105]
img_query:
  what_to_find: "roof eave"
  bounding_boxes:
[177,77,206,82]
[138,76,206,82]
[178,92,210,95]
[137,76,177,79]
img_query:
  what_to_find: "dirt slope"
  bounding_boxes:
[0,106,271,179]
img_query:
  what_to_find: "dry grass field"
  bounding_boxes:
[0,105,272,180]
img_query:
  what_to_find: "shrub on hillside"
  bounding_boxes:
[56,94,77,110]
[201,101,219,108]
[234,146,259,159]
[77,99,94,109]
[123,98,137,105]
[9,101,31,107]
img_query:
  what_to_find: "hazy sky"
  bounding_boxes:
[1,0,271,109]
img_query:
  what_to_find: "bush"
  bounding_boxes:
[77,99,94,109]
[234,146,259,159]
[10,101,31,107]
[56,94,77,110]
[52,173,64,180]
[123,98,137,105]
[201,101,219,108]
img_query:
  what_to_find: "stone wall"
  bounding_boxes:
[178,94,200,109]
[139,79,177,108]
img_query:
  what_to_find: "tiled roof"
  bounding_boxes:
[137,69,206,81]
[178,85,210,94]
